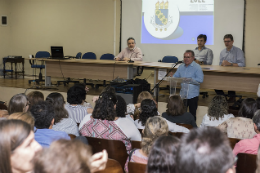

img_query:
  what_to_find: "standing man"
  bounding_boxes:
[216,34,245,99]
[194,34,213,65]
[114,37,143,61]
[172,50,204,120]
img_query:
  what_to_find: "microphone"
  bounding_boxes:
[176,60,183,64]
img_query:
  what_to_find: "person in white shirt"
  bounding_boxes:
[200,95,234,127]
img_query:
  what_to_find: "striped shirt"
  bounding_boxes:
[65,103,91,123]
[52,117,80,136]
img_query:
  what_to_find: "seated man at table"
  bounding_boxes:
[114,37,143,61]
[215,34,245,99]
[194,34,213,65]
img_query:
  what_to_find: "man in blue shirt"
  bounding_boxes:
[173,50,204,120]
[31,101,70,147]
[194,34,213,65]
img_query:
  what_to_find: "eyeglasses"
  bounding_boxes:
[184,56,191,59]
[224,41,232,43]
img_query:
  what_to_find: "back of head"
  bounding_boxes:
[8,112,35,130]
[166,95,185,116]
[139,99,158,126]
[176,127,234,173]
[147,135,180,173]
[137,91,153,103]
[208,95,228,120]
[253,110,260,132]
[142,116,168,155]
[46,92,68,124]
[238,98,257,119]
[101,86,116,94]
[116,95,126,118]
[67,85,86,104]
[30,101,55,129]
[27,91,44,111]
[92,92,117,121]
[8,93,28,114]
[34,139,91,173]
[0,119,31,173]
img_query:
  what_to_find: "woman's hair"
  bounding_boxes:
[27,91,44,110]
[0,119,31,173]
[8,112,35,130]
[116,95,126,118]
[33,139,92,173]
[92,92,117,121]
[166,95,185,116]
[8,93,28,114]
[207,95,228,121]
[139,99,158,126]
[134,91,155,119]
[101,86,116,94]
[238,98,257,119]
[147,135,180,173]
[142,116,169,155]
[67,85,86,104]
[46,92,68,124]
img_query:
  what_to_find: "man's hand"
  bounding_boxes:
[195,60,204,65]
[123,57,130,61]
[90,150,108,173]
[221,60,232,66]
[114,57,120,61]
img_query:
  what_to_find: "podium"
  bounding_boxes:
[164,77,200,99]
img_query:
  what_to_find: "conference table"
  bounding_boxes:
[31,58,260,93]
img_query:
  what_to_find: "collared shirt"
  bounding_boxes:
[34,129,70,147]
[233,133,260,156]
[52,117,80,136]
[116,47,143,61]
[173,61,204,99]
[219,46,245,67]
[65,103,91,123]
[194,46,213,65]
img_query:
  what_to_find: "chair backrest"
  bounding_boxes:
[128,162,147,173]
[68,134,76,140]
[131,141,141,149]
[86,137,128,169]
[35,51,50,58]
[75,52,82,59]
[168,131,184,138]
[228,138,240,149]
[95,159,124,173]
[236,153,257,173]
[82,52,96,59]
[176,123,193,130]
[162,56,178,63]
[100,53,115,60]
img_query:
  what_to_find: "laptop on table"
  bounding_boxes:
[50,46,69,60]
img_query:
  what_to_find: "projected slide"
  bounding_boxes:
[142,0,214,45]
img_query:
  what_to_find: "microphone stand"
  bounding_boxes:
[151,61,181,103]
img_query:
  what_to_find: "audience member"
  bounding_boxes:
[80,92,140,153]
[34,139,108,173]
[31,101,70,147]
[233,110,260,156]
[27,91,44,111]
[147,135,180,173]
[92,86,116,103]
[0,119,42,173]
[162,95,197,127]
[65,85,93,123]
[135,99,189,133]
[8,93,29,114]
[176,127,235,173]
[116,95,134,122]
[8,112,35,130]
[200,95,234,127]
[0,102,8,118]
[125,116,169,172]
[46,92,79,136]
[256,145,260,173]
[127,91,157,120]
[218,98,258,139]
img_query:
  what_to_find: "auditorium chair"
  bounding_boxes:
[95,159,124,173]
[131,141,141,149]
[85,137,128,169]
[168,131,185,138]
[57,52,82,86]
[176,123,193,130]
[228,138,240,149]
[128,162,147,173]
[236,153,257,173]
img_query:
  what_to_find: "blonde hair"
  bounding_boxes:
[134,91,155,119]
[34,139,92,173]
[8,112,35,130]
[141,116,168,155]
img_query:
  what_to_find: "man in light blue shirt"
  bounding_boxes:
[194,34,213,65]
[173,50,204,120]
